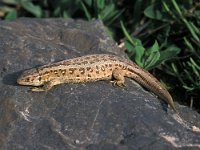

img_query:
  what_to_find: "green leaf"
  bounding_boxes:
[144,2,174,21]
[146,45,180,70]
[120,21,136,46]
[144,4,163,20]
[159,45,180,61]
[146,41,159,56]
[194,10,200,17]
[185,21,200,41]
[63,11,70,18]
[124,40,135,53]
[125,40,145,66]
[144,52,160,70]
[100,4,115,21]
[53,7,60,17]
[2,0,18,5]
[105,9,124,26]
[96,0,105,10]
[5,10,17,20]
[20,0,42,17]
[171,0,182,16]
[143,41,160,70]
[183,37,195,53]
[133,45,145,67]
[190,58,200,71]
[83,0,92,7]
[190,62,199,77]
[121,21,143,47]
[190,22,200,35]
[183,85,194,91]
[80,1,92,20]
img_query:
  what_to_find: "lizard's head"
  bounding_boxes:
[17,68,44,86]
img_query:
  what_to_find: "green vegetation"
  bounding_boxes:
[0,0,200,111]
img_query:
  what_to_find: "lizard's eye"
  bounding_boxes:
[25,78,30,82]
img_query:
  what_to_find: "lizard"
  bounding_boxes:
[17,54,177,112]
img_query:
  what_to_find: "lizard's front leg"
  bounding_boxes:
[31,79,61,92]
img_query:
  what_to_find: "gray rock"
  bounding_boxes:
[0,18,199,150]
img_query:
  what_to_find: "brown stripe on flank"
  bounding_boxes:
[101,66,105,71]
[82,61,88,65]
[54,70,58,74]
[69,68,76,74]
[122,65,127,69]
[62,70,66,75]
[96,66,99,70]
[79,68,85,74]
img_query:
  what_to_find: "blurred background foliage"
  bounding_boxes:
[0,0,200,112]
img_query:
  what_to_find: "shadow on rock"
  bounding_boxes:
[3,71,23,86]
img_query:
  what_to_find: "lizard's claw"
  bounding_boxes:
[111,80,126,87]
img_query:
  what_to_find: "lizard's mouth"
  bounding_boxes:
[17,77,41,86]
[17,77,29,85]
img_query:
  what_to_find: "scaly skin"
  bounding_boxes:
[17,54,177,112]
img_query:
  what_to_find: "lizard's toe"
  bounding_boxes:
[111,80,125,87]
[31,87,46,92]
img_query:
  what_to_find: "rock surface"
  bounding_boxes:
[0,18,200,150]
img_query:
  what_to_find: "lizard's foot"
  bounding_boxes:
[112,69,126,87]
[30,87,47,92]
[111,80,126,87]
[30,81,54,92]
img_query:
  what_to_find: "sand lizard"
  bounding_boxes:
[17,54,177,112]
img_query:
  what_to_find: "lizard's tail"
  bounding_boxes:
[126,65,177,113]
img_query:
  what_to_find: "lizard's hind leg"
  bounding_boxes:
[111,69,126,87]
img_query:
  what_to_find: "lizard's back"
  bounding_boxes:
[36,54,133,83]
